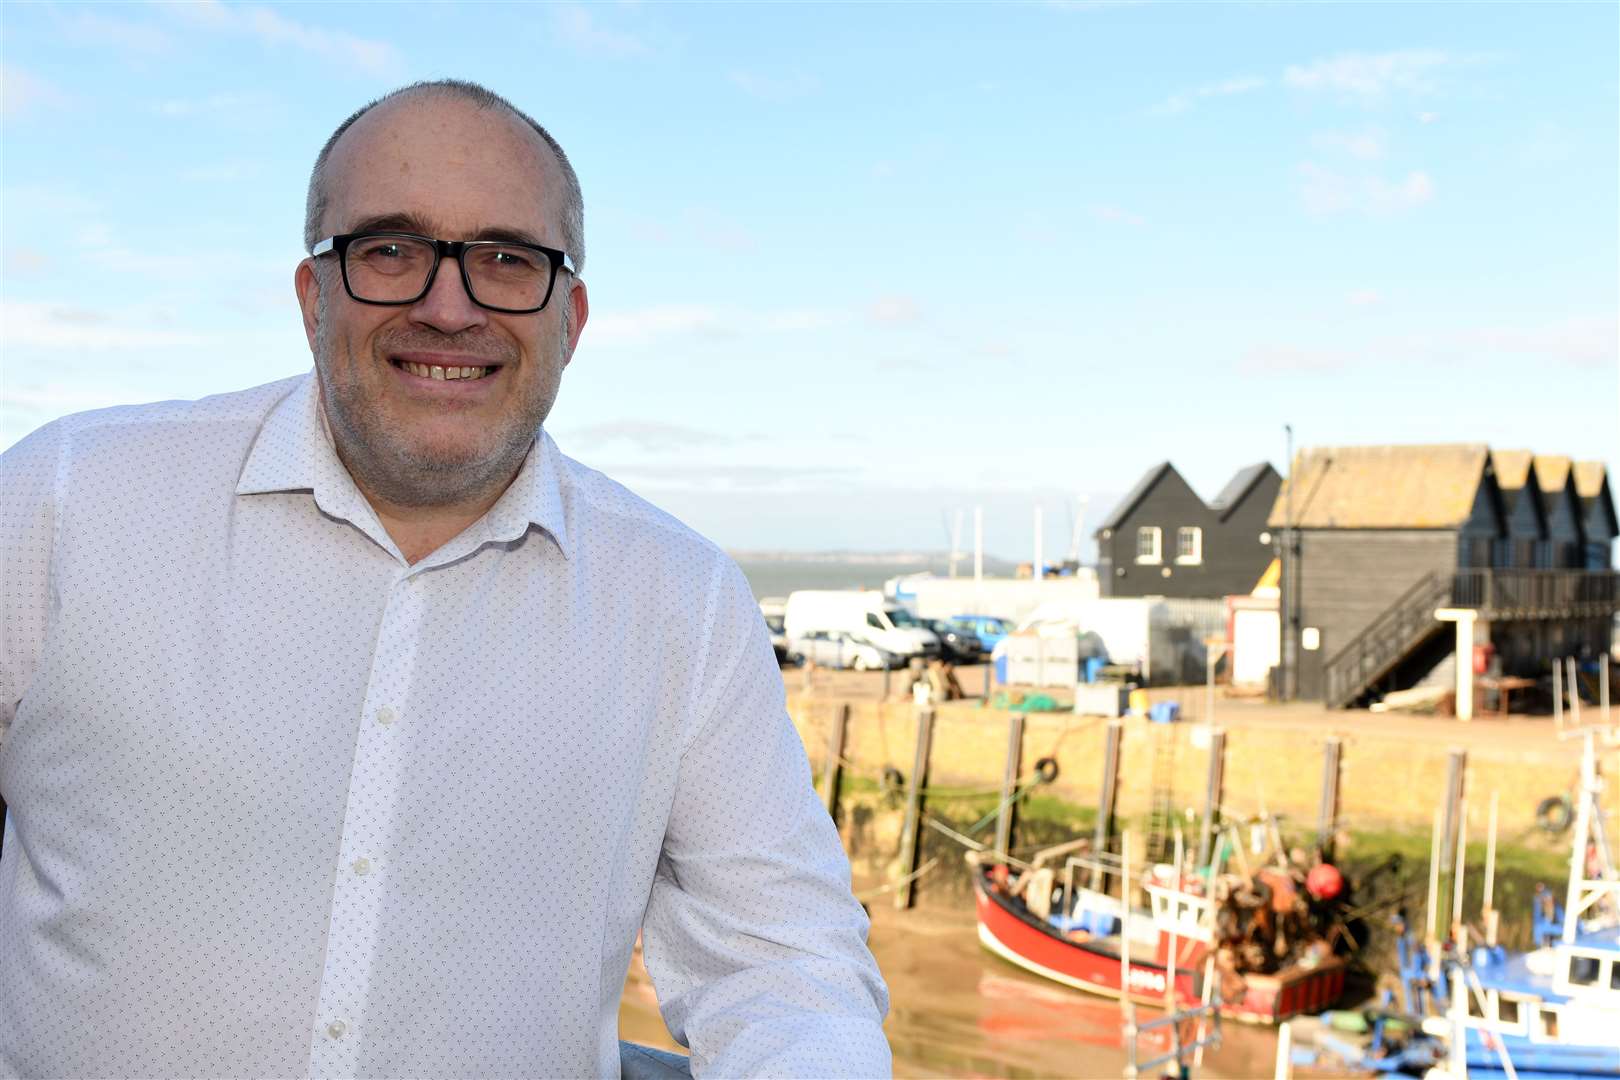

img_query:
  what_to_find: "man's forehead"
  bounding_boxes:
[322,94,560,237]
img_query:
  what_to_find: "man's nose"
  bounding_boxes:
[409,257,488,334]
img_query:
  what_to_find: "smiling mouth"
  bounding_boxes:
[391,359,496,381]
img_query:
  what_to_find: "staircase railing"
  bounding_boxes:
[1323,572,1453,709]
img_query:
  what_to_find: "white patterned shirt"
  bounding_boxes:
[0,373,889,1079]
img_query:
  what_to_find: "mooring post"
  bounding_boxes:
[821,703,849,824]
[1317,737,1343,862]
[1438,748,1467,920]
[1197,727,1226,870]
[895,703,936,910]
[1601,660,1610,728]
[1091,719,1124,890]
[1568,657,1582,727]
[982,660,992,701]
[1553,658,1564,732]
[994,714,1026,860]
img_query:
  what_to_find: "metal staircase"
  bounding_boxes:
[1322,571,1454,709]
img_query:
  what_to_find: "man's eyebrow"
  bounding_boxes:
[346,213,545,248]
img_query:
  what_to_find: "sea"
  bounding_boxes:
[731,551,1018,600]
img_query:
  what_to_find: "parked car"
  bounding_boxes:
[788,629,902,671]
[948,615,1013,651]
[784,590,940,659]
[923,619,986,662]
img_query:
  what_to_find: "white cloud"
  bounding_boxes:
[730,70,820,103]
[1347,289,1381,307]
[1311,128,1385,161]
[552,4,649,56]
[1238,314,1617,376]
[1284,50,1449,101]
[1,67,70,117]
[1297,162,1435,215]
[1152,75,1266,115]
[867,295,921,325]
[167,2,400,76]
[587,304,845,348]
[1091,204,1146,226]
[60,10,176,55]
[154,92,272,118]
[1417,111,1440,125]
[565,420,730,453]
[1,301,216,350]
[1412,315,1619,369]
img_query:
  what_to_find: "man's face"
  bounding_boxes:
[295,95,586,510]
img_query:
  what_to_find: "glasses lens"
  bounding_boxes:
[463,244,553,311]
[344,235,436,303]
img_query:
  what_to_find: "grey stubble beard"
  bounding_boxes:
[313,285,552,512]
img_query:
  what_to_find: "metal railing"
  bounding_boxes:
[1324,569,1620,709]
[1324,571,1452,709]
[1453,568,1620,618]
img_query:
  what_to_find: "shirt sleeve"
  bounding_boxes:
[0,420,63,747]
[640,560,891,1079]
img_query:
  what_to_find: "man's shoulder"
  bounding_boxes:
[27,376,306,455]
[552,445,733,575]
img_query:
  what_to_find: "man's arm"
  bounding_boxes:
[641,561,890,1079]
[0,421,65,848]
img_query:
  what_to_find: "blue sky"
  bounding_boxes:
[3,1,1616,560]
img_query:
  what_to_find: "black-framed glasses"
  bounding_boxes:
[312,231,576,315]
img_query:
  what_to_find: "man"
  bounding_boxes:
[0,80,890,1078]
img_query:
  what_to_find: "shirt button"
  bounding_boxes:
[376,706,396,726]
[352,857,371,876]
[327,1019,348,1040]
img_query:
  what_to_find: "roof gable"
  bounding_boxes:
[1208,463,1281,522]
[1574,462,1619,541]
[1096,462,1174,533]
[1268,444,1493,529]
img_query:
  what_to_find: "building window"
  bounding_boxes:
[1136,527,1162,564]
[1176,527,1203,564]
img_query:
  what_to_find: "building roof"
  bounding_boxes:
[1492,449,1533,489]
[1208,462,1277,521]
[1533,454,1573,493]
[1572,461,1609,500]
[1267,444,1491,529]
[1095,462,1174,533]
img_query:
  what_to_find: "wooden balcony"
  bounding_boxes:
[1451,569,1620,620]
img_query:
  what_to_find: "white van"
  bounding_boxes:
[783,590,940,660]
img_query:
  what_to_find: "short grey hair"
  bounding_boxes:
[302,79,585,275]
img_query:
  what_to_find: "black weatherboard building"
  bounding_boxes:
[1096,461,1281,600]
[1270,444,1619,708]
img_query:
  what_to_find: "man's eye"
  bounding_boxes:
[490,249,538,270]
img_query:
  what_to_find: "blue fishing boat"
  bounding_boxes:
[1398,731,1619,1080]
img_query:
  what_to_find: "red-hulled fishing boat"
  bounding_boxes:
[969,844,1347,1024]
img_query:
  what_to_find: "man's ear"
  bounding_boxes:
[295,259,322,353]
[562,277,589,367]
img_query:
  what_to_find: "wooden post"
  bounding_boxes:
[1197,727,1226,870]
[1484,790,1500,946]
[895,704,936,910]
[1425,806,1443,968]
[994,714,1025,860]
[1274,1021,1293,1080]
[1092,720,1124,890]
[1317,737,1343,862]
[1554,658,1564,733]
[1440,749,1467,873]
[1568,657,1582,727]
[821,703,849,824]
[1601,660,1610,729]
[1451,796,1468,949]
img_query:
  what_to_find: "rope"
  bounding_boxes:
[854,857,941,901]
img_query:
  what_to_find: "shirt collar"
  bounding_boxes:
[236,371,570,561]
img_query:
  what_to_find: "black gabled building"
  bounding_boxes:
[1095,461,1281,600]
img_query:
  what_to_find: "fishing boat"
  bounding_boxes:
[969,829,1348,1025]
[1400,730,1620,1080]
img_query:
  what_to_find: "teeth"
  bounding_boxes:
[399,361,490,380]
